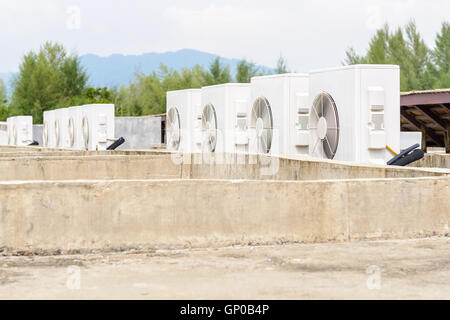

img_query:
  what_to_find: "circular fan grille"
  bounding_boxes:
[250,97,273,154]
[68,117,75,147]
[54,120,60,146]
[309,92,340,159]
[166,107,181,151]
[13,124,17,145]
[201,104,217,152]
[82,116,89,150]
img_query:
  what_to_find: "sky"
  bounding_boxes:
[0,0,449,72]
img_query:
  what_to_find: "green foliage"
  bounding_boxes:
[431,22,450,87]
[9,41,88,123]
[201,57,232,85]
[0,79,9,121]
[236,59,260,83]
[276,55,289,74]
[344,20,449,91]
[114,57,270,117]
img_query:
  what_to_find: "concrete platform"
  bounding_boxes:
[1,238,449,299]
[0,153,448,182]
[0,177,448,253]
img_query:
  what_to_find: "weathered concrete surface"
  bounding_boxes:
[185,153,449,180]
[0,155,182,181]
[115,116,163,150]
[411,153,450,169]
[0,153,447,182]
[0,149,170,158]
[0,238,449,299]
[0,178,448,252]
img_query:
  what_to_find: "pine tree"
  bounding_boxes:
[236,59,259,83]
[431,22,450,88]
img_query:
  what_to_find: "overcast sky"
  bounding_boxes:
[0,0,448,72]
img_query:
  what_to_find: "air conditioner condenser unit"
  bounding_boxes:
[200,83,251,153]
[166,89,201,153]
[308,65,400,164]
[249,74,310,156]
[81,104,115,151]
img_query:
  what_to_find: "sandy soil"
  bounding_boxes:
[0,237,449,300]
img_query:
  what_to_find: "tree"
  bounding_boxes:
[9,42,88,123]
[202,57,232,85]
[276,55,289,74]
[236,59,260,83]
[343,47,367,65]
[0,79,8,121]
[431,22,450,87]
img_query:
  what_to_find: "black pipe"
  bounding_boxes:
[28,141,39,146]
[389,149,425,166]
[107,137,125,150]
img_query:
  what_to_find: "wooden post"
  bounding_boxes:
[421,125,427,152]
[445,125,450,154]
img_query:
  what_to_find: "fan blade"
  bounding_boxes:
[312,137,320,155]
[252,105,258,123]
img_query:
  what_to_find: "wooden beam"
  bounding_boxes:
[400,110,443,146]
[440,104,450,112]
[401,92,450,106]
[414,105,448,131]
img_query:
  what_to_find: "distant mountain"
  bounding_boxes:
[80,49,273,88]
[0,49,274,93]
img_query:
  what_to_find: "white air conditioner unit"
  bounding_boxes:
[81,104,115,151]
[166,89,201,153]
[308,65,400,164]
[8,116,33,146]
[54,108,69,148]
[6,117,14,146]
[68,106,84,149]
[249,74,310,156]
[200,83,251,153]
[43,110,56,148]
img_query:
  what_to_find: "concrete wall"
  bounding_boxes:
[411,153,450,169]
[0,177,448,252]
[0,153,447,182]
[115,116,162,150]
[0,121,7,146]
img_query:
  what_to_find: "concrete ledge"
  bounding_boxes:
[0,153,447,182]
[411,153,450,169]
[0,155,182,180]
[0,177,448,252]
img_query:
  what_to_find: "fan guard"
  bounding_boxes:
[250,97,273,154]
[54,119,60,146]
[166,107,181,151]
[201,104,217,152]
[68,117,75,147]
[82,116,89,150]
[309,92,340,159]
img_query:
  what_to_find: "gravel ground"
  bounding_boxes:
[0,237,449,300]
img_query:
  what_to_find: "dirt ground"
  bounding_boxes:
[0,237,449,300]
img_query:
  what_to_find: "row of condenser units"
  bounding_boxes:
[6,104,115,150]
[166,64,401,164]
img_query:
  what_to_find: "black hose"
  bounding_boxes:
[107,137,125,150]
[390,149,425,166]
[28,141,39,146]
